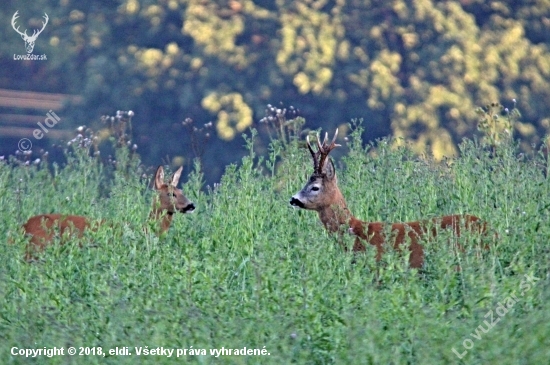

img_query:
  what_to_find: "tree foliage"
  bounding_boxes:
[1,0,549,181]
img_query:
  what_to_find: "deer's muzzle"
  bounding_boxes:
[289,197,305,208]
[180,203,196,213]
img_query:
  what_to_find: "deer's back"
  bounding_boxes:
[349,214,487,268]
[23,214,91,251]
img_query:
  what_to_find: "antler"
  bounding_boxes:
[306,129,341,174]
[33,13,49,38]
[11,11,27,38]
[306,135,321,173]
[11,11,48,40]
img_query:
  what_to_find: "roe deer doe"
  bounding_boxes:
[289,129,487,268]
[22,165,195,261]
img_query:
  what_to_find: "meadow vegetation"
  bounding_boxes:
[0,111,549,364]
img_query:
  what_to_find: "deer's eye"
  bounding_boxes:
[311,186,320,192]
[168,192,177,197]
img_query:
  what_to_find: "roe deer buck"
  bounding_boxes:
[22,165,195,261]
[289,129,487,268]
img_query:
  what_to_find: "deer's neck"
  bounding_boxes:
[148,208,173,235]
[318,189,354,233]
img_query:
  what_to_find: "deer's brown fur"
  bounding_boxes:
[22,165,195,261]
[290,129,487,268]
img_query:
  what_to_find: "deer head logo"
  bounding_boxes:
[11,11,49,54]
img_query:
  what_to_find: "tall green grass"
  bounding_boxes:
[0,122,548,364]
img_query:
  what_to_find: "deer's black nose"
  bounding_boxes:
[289,197,305,208]
[182,203,195,213]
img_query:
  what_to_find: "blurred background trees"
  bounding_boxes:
[1,0,549,183]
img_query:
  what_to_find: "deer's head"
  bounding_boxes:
[152,165,195,216]
[290,129,342,211]
[12,11,48,54]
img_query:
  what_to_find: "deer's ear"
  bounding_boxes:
[170,166,183,187]
[154,166,164,190]
[323,158,336,180]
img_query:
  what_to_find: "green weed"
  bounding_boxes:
[0,119,548,364]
